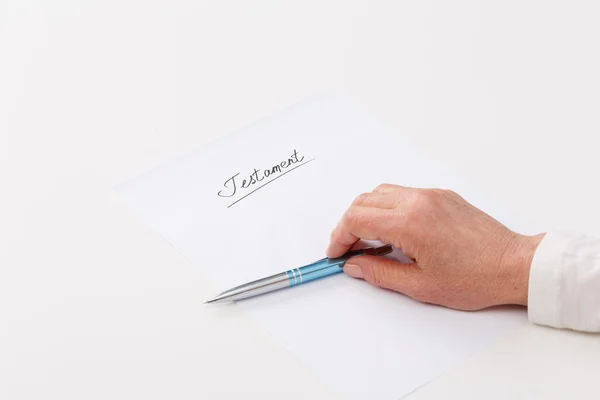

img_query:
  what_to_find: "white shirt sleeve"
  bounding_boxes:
[528,230,600,332]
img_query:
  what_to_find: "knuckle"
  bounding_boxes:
[444,189,457,196]
[343,206,362,225]
[446,189,464,201]
[437,188,457,199]
[352,193,372,206]
[374,183,397,193]
[422,188,441,201]
[436,188,462,200]
[374,183,390,191]
[407,191,424,208]
[413,189,439,208]
[401,205,421,228]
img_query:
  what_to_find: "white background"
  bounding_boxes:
[1,1,600,399]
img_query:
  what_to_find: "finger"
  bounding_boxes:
[351,192,399,210]
[343,256,425,299]
[326,206,398,258]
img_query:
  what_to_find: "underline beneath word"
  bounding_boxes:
[227,158,316,208]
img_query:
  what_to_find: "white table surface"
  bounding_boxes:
[2,1,600,399]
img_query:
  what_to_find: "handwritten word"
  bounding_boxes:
[217,149,314,207]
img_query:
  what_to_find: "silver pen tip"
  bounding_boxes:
[204,293,230,304]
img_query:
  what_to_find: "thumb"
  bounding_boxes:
[343,256,425,298]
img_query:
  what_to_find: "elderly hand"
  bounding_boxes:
[327,184,545,310]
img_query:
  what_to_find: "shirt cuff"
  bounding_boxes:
[527,230,582,329]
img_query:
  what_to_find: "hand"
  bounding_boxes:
[326,184,544,310]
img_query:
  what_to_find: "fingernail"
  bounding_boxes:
[344,263,363,279]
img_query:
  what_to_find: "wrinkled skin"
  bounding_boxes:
[327,184,544,311]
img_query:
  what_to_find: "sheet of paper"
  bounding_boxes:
[115,93,529,399]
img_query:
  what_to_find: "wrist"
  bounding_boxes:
[501,233,545,306]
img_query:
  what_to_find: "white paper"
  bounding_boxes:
[115,93,528,399]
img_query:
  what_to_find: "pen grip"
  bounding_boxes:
[286,259,345,286]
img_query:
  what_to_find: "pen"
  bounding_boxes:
[204,244,393,304]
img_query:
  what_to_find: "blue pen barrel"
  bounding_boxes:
[286,258,345,286]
